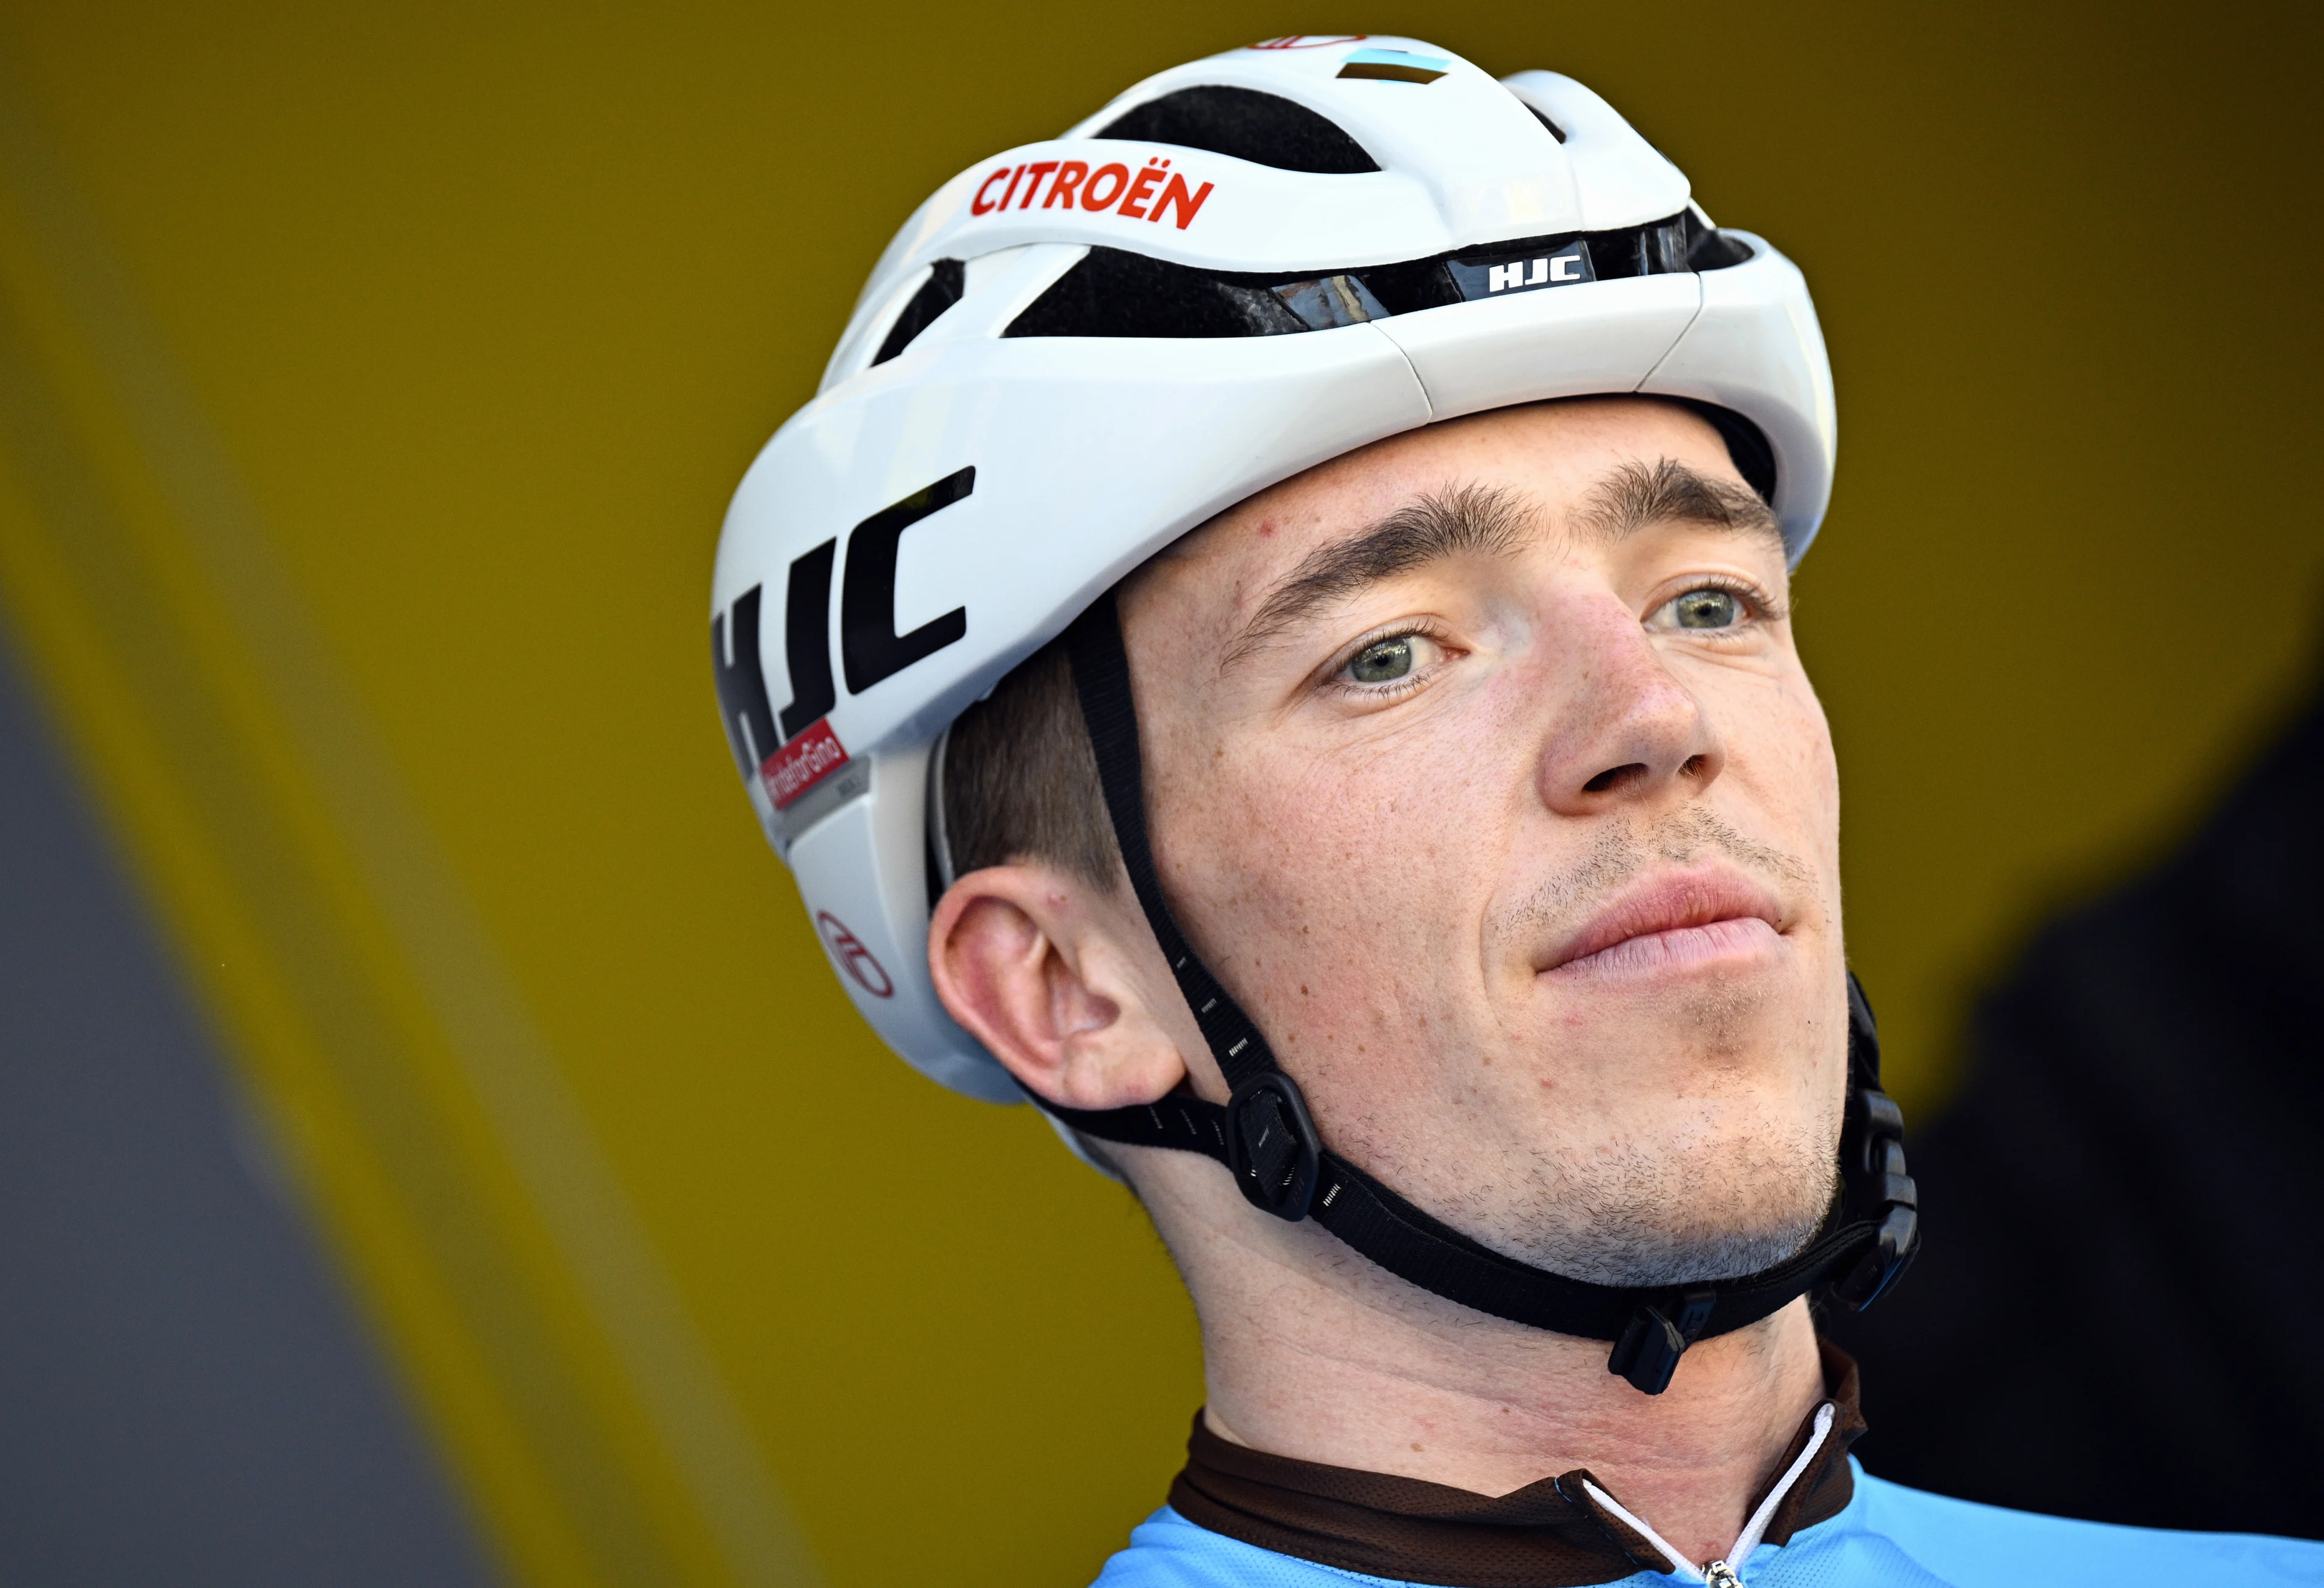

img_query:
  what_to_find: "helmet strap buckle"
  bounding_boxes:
[1832,975,1920,1310]
[1226,1071,1323,1221]
[1607,1287,1716,1394]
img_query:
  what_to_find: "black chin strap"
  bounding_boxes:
[1039,593,1920,1394]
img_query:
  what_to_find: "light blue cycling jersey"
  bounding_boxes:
[1091,1461,2324,1587]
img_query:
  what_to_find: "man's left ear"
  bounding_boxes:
[926,862,1191,1112]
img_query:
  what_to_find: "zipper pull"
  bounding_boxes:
[1704,1561,1743,1588]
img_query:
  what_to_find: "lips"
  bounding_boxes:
[1538,868,1788,979]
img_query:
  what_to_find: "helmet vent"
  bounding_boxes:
[1521,100,1567,143]
[1004,211,1752,343]
[1093,86,1378,175]
[872,258,965,366]
[1005,247,1310,340]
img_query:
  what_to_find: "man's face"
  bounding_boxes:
[1120,398,1847,1286]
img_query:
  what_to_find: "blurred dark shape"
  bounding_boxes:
[1828,655,2324,1541]
[0,637,496,1587]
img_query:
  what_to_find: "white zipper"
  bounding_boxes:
[1580,1402,1836,1585]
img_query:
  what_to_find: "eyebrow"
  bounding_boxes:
[1577,456,1783,549]
[1225,483,1528,667]
[1223,459,1779,668]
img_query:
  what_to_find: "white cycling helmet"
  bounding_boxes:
[711,37,1918,1393]
[711,35,1836,1106]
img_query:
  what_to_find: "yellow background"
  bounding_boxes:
[0,4,2316,1585]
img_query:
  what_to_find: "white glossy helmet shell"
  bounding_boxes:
[711,36,1837,1104]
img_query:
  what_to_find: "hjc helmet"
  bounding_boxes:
[711,37,1914,1394]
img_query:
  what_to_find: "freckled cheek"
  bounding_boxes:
[1772,698,1838,799]
[1788,686,1842,847]
[1746,685,1843,880]
[1222,769,1435,901]
[1194,760,1490,988]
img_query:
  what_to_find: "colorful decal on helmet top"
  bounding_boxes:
[840,467,974,694]
[816,911,894,999]
[969,156,1214,229]
[1448,241,1597,300]
[1247,35,1366,49]
[1336,47,1450,85]
[764,717,849,809]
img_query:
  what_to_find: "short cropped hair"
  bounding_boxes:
[940,636,1121,889]
[940,642,1128,1173]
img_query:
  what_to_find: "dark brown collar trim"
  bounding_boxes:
[1164,1339,1867,1588]
[1756,1341,1867,1547]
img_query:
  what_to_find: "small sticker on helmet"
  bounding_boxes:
[817,911,894,999]
[762,717,849,809]
[1336,48,1449,85]
[772,757,869,847]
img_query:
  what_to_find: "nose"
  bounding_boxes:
[1534,597,1725,818]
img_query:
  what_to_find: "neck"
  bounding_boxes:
[1130,1149,1827,1569]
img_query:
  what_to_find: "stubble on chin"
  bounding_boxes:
[1482,1120,1842,1287]
[1452,807,1842,1287]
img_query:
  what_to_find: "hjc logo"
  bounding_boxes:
[817,911,894,999]
[712,468,976,807]
[1489,253,1586,292]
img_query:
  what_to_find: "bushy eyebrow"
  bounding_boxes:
[1224,483,1529,668]
[1578,457,1782,548]
[1220,458,1777,671]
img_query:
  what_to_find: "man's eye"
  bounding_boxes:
[1668,588,1742,630]
[1346,635,1417,684]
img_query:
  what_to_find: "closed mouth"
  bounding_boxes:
[1538,868,1787,980]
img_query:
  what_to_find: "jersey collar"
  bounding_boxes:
[1164,1339,1868,1586]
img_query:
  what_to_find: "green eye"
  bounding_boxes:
[1672,588,1741,629]
[1347,635,1415,684]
